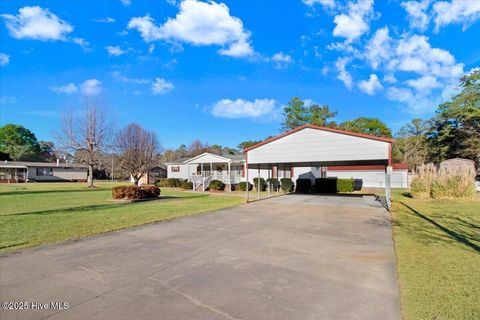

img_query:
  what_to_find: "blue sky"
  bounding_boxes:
[1,0,479,149]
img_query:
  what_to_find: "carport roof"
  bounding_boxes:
[244,124,394,152]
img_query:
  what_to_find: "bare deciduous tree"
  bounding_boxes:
[115,123,162,186]
[57,100,113,187]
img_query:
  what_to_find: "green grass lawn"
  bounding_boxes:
[391,190,480,320]
[0,182,244,254]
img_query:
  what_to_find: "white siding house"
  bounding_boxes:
[0,160,87,183]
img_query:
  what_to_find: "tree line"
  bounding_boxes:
[1,70,478,185]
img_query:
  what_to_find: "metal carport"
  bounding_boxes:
[243,124,394,209]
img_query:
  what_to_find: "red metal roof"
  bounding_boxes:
[244,124,395,152]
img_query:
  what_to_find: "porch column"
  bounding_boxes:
[227,162,231,192]
[201,163,205,191]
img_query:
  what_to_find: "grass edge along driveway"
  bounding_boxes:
[391,190,480,320]
[0,182,244,254]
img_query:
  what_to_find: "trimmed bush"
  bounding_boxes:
[253,177,267,191]
[155,178,169,188]
[314,178,337,193]
[181,180,193,190]
[280,178,294,193]
[124,186,145,199]
[336,178,354,193]
[238,181,253,191]
[208,179,225,191]
[141,185,160,198]
[166,178,182,188]
[112,186,128,199]
[267,178,280,191]
[295,178,312,193]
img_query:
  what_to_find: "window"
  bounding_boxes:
[36,168,53,176]
[171,166,180,172]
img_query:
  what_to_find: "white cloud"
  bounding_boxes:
[0,96,17,104]
[72,37,90,51]
[0,53,10,66]
[335,57,353,89]
[106,45,127,56]
[406,75,441,91]
[120,0,131,6]
[384,73,397,83]
[152,78,174,95]
[271,52,292,69]
[302,0,335,8]
[1,6,73,41]
[433,0,480,31]
[358,74,383,95]
[333,0,375,43]
[49,83,78,94]
[92,17,116,23]
[127,0,254,58]
[80,79,102,96]
[364,27,391,69]
[326,41,356,52]
[127,16,161,41]
[211,98,277,118]
[148,44,155,54]
[1,6,89,50]
[112,71,150,84]
[401,0,431,31]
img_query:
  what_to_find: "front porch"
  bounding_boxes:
[184,153,245,191]
[0,167,28,183]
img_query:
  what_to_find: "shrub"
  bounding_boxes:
[238,181,253,191]
[141,185,160,198]
[166,178,182,188]
[252,177,267,191]
[208,179,225,191]
[155,178,169,188]
[314,178,337,193]
[124,186,145,200]
[411,163,476,199]
[181,180,193,190]
[295,179,311,193]
[336,178,354,193]
[431,167,476,200]
[410,163,437,199]
[280,178,294,193]
[267,178,280,190]
[112,186,128,199]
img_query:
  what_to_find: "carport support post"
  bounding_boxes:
[267,165,271,198]
[385,166,392,210]
[257,168,260,200]
[245,161,249,202]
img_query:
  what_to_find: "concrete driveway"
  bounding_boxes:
[0,194,400,320]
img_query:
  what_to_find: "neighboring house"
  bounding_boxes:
[0,160,88,183]
[166,152,409,190]
[166,153,245,190]
[131,165,167,185]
